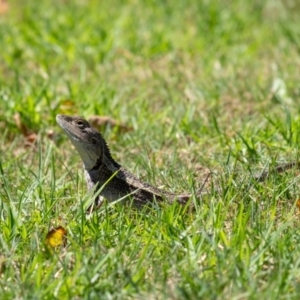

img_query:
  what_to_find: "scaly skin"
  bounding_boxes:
[56,114,202,210]
[56,114,300,211]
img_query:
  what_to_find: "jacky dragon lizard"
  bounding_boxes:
[56,114,300,211]
[56,114,205,210]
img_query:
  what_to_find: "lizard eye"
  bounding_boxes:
[76,120,84,128]
[91,138,97,144]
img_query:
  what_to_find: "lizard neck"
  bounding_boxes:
[89,139,120,171]
[90,152,121,172]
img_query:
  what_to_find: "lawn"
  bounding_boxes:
[1,0,300,298]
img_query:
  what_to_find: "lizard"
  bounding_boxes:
[56,114,209,211]
[56,114,300,211]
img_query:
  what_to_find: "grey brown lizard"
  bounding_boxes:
[56,114,300,211]
[56,114,206,210]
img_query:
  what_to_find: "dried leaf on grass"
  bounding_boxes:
[59,99,78,115]
[0,255,5,274]
[13,113,38,145]
[46,226,67,248]
[296,199,300,214]
[0,0,8,15]
[89,115,133,133]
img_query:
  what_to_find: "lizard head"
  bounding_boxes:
[56,114,105,171]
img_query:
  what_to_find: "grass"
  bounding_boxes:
[1,0,300,298]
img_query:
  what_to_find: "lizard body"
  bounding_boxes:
[56,114,300,211]
[56,115,193,210]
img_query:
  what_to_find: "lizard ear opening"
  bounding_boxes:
[91,137,97,145]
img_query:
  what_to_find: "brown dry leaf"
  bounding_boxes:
[296,199,300,214]
[88,115,133,133]
[59,99,78,115]
[46,129,55,140]
[13,113,38,145]
[25,133,38,144]
[14,113,29,136]
[46,226,67,248]
[0,0,9,15]
[0,255,5,274]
